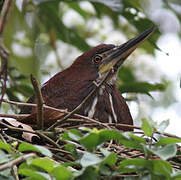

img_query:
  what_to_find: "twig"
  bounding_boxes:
[0,48,8,107]
[47,69,114,130]
[0,113,29,120]
[2,99,109,128]
[107,122,140,131]
[0,0,12,34]
[11,165,19,180]
[30,75,44,130]
[0,120,37,134]
[2,99,181,139]
[0,0,12,107]
[2,99,67,113]
[37,131,61,149]
[0,120,61,149]
[2,98,181,139]
[0,153,36,171]
[73,114,110,129]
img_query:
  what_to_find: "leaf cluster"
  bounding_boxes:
[0,119,181,179]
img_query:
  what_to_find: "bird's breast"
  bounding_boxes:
[80,84,117,123]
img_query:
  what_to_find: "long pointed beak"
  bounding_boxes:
[99,26,156,75]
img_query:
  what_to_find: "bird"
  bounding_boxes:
[20,26,155,130]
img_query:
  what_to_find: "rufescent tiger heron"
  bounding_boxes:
[20,26,155,130]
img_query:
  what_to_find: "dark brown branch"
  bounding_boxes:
[0,120,61,149]
[0,58,8,106]
[0,0,12,107]
[2,99,109,128]
[30,75,44,130]
[0,113,29,120]
[0,0,13,35]
[2,99,67,113]
[11,166,19,180]
[2,99,181,139]
[0,153,36,171]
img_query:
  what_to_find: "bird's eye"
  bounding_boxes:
[93,55,102,63]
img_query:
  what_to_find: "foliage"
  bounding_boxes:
[0,119,181,179]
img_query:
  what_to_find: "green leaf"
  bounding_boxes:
[18,161,37,170]
[118,158,151,173]
[37,1,90,51]
[0,150,13,164]
[76,166,98,180]
[100,148,117,167]
[80,129,146,152]
[156,137,181,146]
[91,0,123,12]
[6,88,20,102]
[128,133,146,143]
[80,129,124,151]
[119,158,172,178]
[68,132,82,141]
[91,2,119,25]
[79,133,100,151]
[18,142,52,157]
[98,129,124,142]
[151,159,172,178]
[52,165,73,180]
[171,170,181,179]
[0,141,12,153]
[127,0,142,10]
[99,130,145,151]
[18,84,34,96]
[30,157,56,173]
[67,2,89,19]
[150,144,177,160]
[99,165,112,176]
[61,129,83,141]
[0,169,14,180]
[157,120,169,133]
[118,82,166,94]
[118,67,136,83]
[141,118,153,137]
[18,168,50,180]
[120,133,146,151]
[80,152,102,167]
[65,143,77,157]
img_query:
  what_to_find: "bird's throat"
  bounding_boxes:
[97,66,118,86]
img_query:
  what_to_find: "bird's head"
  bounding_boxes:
[72,26,156,85]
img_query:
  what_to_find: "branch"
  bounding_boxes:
[30,75,44,130]
[0,153,36,171]
[2,99,108,128]
[2,98,181,139]
[0,113,29,120]
[0,0,13,35]
[2,99,68,113]
[11,165,19,180]
[0,0,12,107]
[0,120,61,149]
